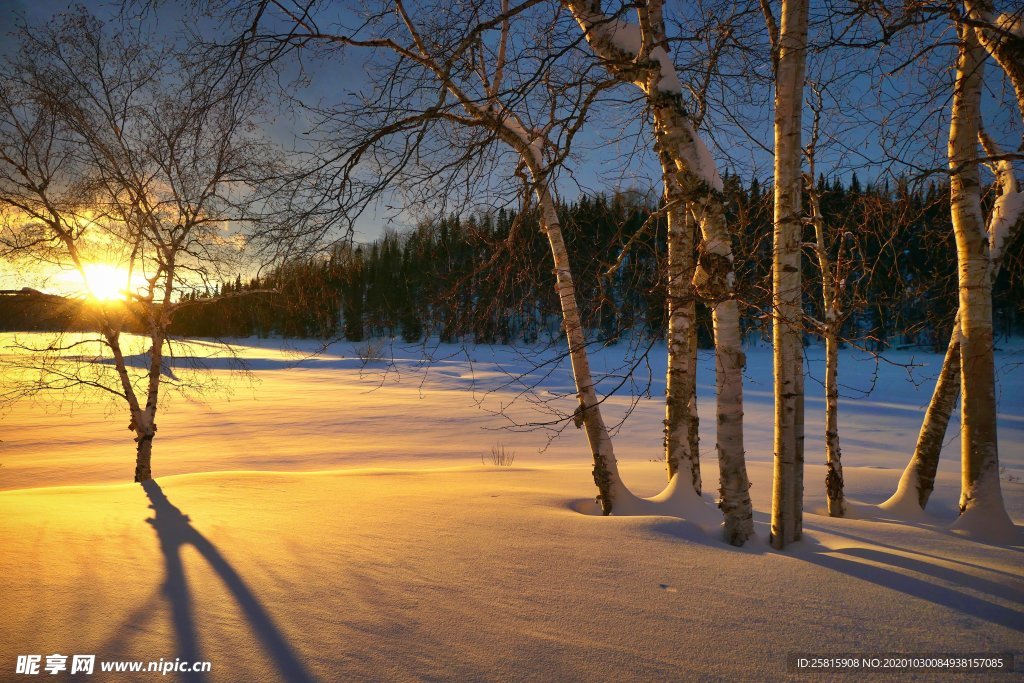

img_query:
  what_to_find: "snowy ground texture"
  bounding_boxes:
[0,334,1022,681]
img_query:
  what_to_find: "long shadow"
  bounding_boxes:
[832,547,1024,605]
[801,547,1024,633]
[143,480,316,682]
[806,523,1024,581]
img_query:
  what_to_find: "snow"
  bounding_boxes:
[1,334,1022,679]
[481,101,543,164]
[989,187,1022,264]
[669,123,724,193]
[603,19,642,55]
[688,128,725,192]
[878,468,934,522]
[995,12,1022,39]
[649,47,684,93]
[572,7,723,192]
[577,11,683,95]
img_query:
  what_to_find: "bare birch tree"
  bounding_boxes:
[763,0,808,549]
[207,0,651,513]
[945,23,1003,532]
[803,99,843,517]
[565,0,754,544]
[886,3,1023,517]
[0,10,279,482]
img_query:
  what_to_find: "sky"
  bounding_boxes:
[0,0,1020,296]
[0,0,662,297]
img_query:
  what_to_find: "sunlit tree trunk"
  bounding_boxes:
[690,198,753,545]
[964,0,1024,115]
[687,293,700,481]
[654,71,753,547]
[134,326,167,483]
[889,320,961,509]
[564,0,754,544]
[133,414,157,482]
[532,169,629,514]
[316,0,638,514]
[663,170,701,494]
[947,27,1011,531]
[892,7,1024,514]
[769,0,808,549]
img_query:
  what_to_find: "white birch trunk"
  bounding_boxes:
[885,18,1022,528]
[964,0,1024,117]
[687,300,700,480]
[563,0,754,543]
[686,212,701,479]
[391,9,635,514]
[99,326,156,482]
[769,0,809,549]
[886,319,961,511]
[807,184,845,517]
[532,170,631,514]
[947,27,1014,537]
[134,330,165,483]
[657,106,753,545]
[889,61,1024,513]
[663,171,701,494]
[132,409,157,482]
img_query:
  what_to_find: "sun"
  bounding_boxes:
[82,263,129,301]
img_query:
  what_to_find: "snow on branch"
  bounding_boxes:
[566,2,721,192]
[979,128,1024,266]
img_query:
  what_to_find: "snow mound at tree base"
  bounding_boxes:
[570,472,725,539]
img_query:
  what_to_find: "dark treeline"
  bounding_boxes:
[4,175,1022,349]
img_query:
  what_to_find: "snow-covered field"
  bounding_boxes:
[1,334,1021,680]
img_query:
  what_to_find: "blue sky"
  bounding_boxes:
[1,0,1020,249]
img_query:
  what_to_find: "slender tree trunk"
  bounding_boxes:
[689,196,754,545]
[534,177,629,514]
[888,319,961,510]
[411,31,633,512]
[664,172,701,494]
[822,326,843,515]
[890,6,1023,515]
[131,306,168,483]
[653,93,753,545]
[132,409,157,482]
[807,182,845,516]
[964,0,1024,116]
[948,28,1011,531]
[687,303,700,478]
[770,0,808,550]
[564,0,753,540]
[686,211,701,480]
[708,294,754,544]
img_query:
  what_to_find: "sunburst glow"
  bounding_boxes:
[82,264,130,301]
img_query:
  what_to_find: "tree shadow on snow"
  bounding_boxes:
[808,525,1024,581]
[569,495,1021,631]
[142,480,316,683]
[796,529,1024,633]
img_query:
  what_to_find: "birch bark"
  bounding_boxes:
[888,10,1023,516]
[531,171,631,513]
[663,165,701,494]
[565,0,754,544]
[888,319,961,510]
[947,27,1012,533]
[805,177,845,517]
[769,0,809,549]
[964,0,1024,115]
